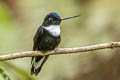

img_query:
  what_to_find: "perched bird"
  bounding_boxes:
[31,12,80,76]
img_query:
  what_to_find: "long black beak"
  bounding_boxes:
[61,14,80,20]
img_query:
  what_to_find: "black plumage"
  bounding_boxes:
[31,12,61,76]
[31,12,80,76]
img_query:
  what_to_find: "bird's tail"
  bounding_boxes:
[31,56,49,76]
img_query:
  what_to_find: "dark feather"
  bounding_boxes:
[31,13,61,76]
[33,56,49,76]
[31,26,61,76]
[31,27,43,64]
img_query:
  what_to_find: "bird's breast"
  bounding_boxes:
[40,35,61,51]
[42,25,61,37]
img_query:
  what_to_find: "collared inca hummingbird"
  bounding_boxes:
[31,12,80,76]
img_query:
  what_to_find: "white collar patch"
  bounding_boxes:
[42,25,61,37]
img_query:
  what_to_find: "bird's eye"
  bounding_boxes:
[49,18,53,21]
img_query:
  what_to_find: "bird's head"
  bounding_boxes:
[42,12,61,26]
[42,12,80,26]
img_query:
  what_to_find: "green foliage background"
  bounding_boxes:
[0,0,120,80]
[0,67,11,80]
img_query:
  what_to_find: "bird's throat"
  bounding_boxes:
[42,25,61,37]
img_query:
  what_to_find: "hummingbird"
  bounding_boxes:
[31,12,80,76]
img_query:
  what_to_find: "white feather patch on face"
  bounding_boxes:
[42,25,61,37]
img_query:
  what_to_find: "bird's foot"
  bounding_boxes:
[54,48,58,53]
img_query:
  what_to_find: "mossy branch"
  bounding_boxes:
[0,42,120,61]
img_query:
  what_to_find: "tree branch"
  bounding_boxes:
[0,42,120,61]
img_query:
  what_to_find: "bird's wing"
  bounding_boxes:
[33,26,43,51]
[31,26,43,64]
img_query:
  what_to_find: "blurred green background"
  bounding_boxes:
[0,0,120,80]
